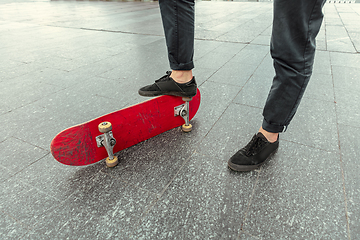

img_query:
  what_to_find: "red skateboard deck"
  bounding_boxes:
[50,89,201,166]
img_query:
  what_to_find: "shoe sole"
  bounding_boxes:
[228,161,264,172]
[138,90,196,98]
[227,149,278,172]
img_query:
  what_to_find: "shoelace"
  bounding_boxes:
[155,71,172,83]
[244,135,267,157]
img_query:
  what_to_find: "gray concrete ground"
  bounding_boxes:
[1,0,359,239]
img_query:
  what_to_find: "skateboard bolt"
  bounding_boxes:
[110,139,116,146]
[181,110,187,117]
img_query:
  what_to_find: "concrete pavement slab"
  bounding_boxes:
[24,172,155,239]
[330,51,360,68]
[0,211,29,240]
[233,73,273,108]
[228,44,269,66]
[0,62,45,81]
[250,34,271,46]
[0,137,49,174]
[15,154,102,201]
[131,152,258,240]
[326,25,358,53]
[332,65,360,128]
[1,71,65,114]
[194,50,237,70]
[304,72,334,102]
[0,165,13,184]
[242,141,347,239]
[0,79,140,150]
[208,63,258,87]
[281,97,339,153]
[0,177,61,227]
[192,80,243,136]
[100,128,201,195]
[192,67,218,86]
[194,40,223,59]
[313,50,332,75]
[197,103,264,162]
[251,52,274,77]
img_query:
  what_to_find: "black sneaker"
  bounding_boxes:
[138,71,197,98]
[228,132,279,172]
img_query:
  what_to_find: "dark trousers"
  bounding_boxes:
[159,0,195,70]
[159,0,326,133]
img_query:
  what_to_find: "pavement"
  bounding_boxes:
[1,0,360,239]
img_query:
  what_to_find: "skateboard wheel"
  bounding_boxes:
[98,122,112,133]
[182,97,192,102]
[182,124,192,133]
[106,156,118,168]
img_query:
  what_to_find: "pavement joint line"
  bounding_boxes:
[238,229,262,240]
[157,149,198,198]
[22,188,87,234]
[206,79,258,88]
[41,24,165,37]
[2,152,52,185]
[0,172,15,185]
[337,122,360,130]
[196,72,343,237]
[195,47,267,144]
[0,88,67,117]
[99,168,160,197]
[238,165,262,236]
[2,20,274,45]
[99,144,207,235]
[25,152,52,168]
[279,138,341,154]
[339,155,352,240]
[335,4,360,53]
[0,209,32,232]
[302,95,338,103]
[330,59,352,240]
[11,136,49,152]
[129,148,199,235]
[316,48,359,54]
[212,20,272,43]
[197,40,268,143]
[8,20,360,52]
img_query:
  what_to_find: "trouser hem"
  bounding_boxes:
[170,61,194,71]
[262,118,286,133]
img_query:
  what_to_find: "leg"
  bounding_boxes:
[228,0,326,172]
[139,0,197,97]
[160,0,195,83]
[263,0,326,133]
[159,0,195,71]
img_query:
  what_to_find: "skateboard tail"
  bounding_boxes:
[50,125,98,166]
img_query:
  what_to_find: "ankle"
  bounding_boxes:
[170,70,193,84]
[258,127,279,143]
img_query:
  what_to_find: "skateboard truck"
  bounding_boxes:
[96,122,118,167]
[174,97,193,132]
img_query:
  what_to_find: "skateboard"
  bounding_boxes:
[50,89,201,167]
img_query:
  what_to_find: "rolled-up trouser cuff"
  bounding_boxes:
[170,61,194,71]
[262,118,286,133]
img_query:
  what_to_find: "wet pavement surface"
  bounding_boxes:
[1,0,360,239]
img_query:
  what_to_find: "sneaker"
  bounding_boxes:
[138,71,197,98]
[228,132,279,172]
